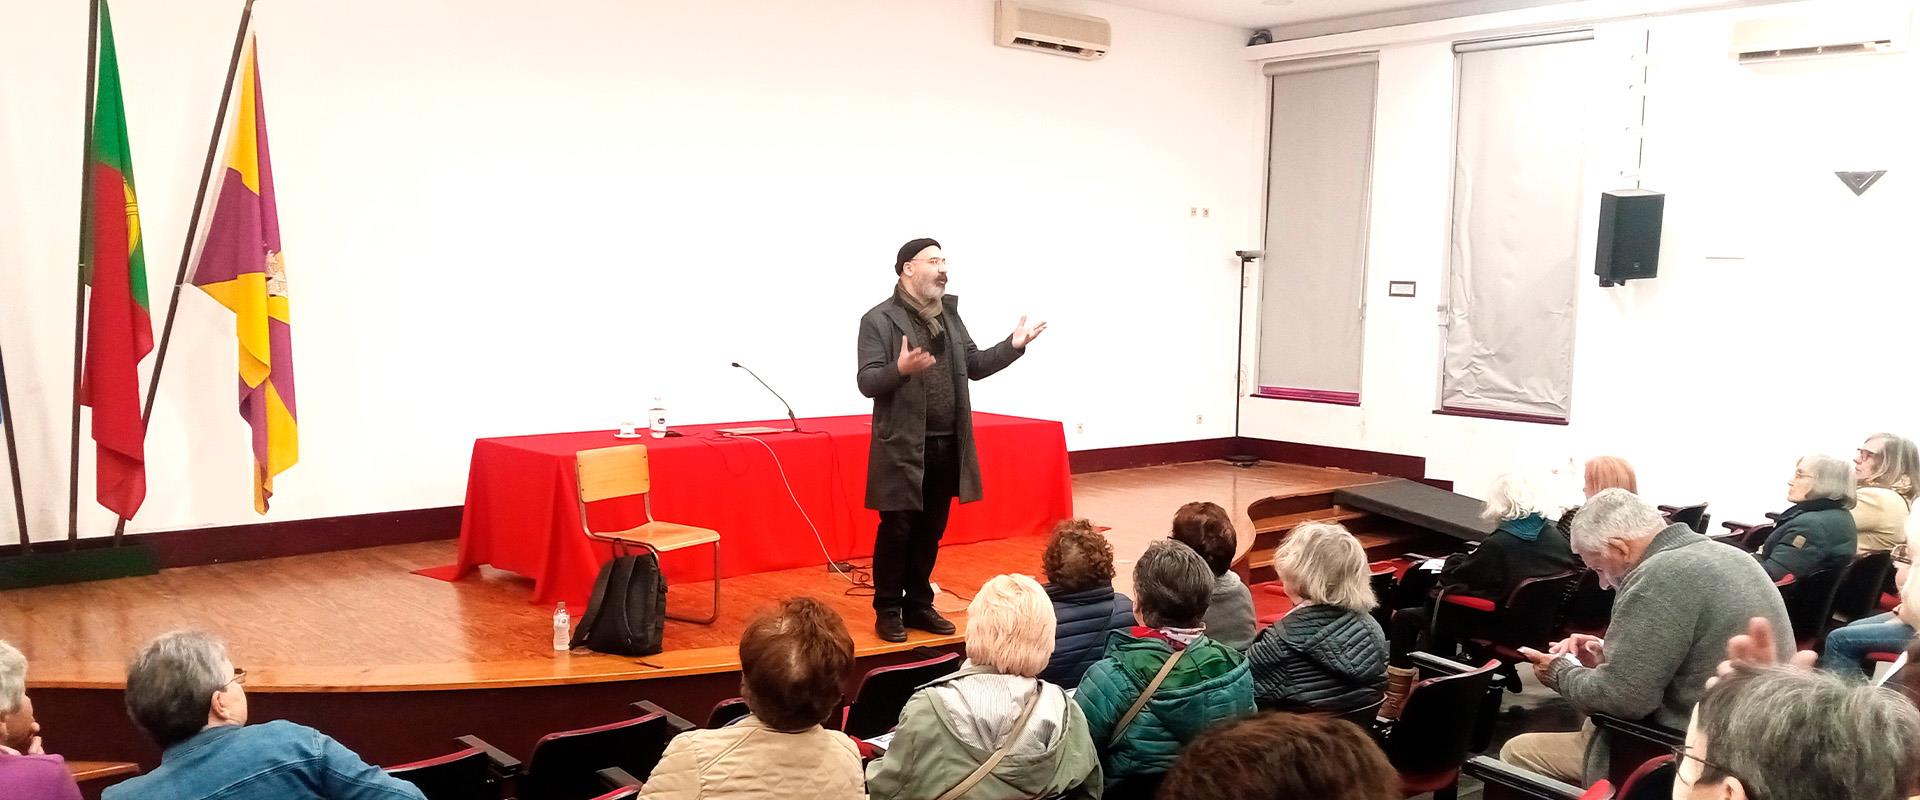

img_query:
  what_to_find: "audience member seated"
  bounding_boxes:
[1502,490,1790,786]
[1555,456,1639,533]
[1246,522,1387,714]
[103,630,426,800]
[1386,474,1577,713]
[640,597,863,799]
[1676,664,1919,800]
[866,574,1101,800]
[1038,518,1136,688]
[1156,711,1398,800]
[1076,539,1253,788]
[0,641,81,800]
[1822,543,1918,679]
[1169,501,1255,651]
[1758,454,1859,582]
[1853,433,1918,553]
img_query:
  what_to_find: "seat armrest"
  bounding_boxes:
[1591,713,1683,747]
[454,735,521,774]
[598,767,642,788]
[632,700,696,735]
[1462,755,1590,799]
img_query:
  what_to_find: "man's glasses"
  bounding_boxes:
[222,667,247,690]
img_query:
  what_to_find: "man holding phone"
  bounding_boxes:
[1500,489,1791,786]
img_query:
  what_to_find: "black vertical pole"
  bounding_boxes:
[0,319,30,552]
[66,0,103,544]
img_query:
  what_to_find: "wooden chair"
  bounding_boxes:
[576,444,720,624]
[839,648,963,740]
[386,736,521,800]
[519,701,694,800]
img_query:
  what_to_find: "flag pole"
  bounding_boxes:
[110,0,255,544]
[66,0,103,545]
[0,320,30,552]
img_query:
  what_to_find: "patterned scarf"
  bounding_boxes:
[895,282,945,340]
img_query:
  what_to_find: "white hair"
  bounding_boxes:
[1482,473,1549,523]
[1568,488,1667,554]
[0,640,23,715]
[1798,454,1857,509]
[1275,522,1377,612]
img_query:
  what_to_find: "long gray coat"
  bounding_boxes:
[856,293,1022,511]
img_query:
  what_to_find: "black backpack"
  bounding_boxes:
[570,553,666,656]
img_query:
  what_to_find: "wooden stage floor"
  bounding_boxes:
[6,460,1381,694]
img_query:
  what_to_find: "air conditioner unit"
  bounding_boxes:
[995,1,1110,60]
[1732,3,1909,63]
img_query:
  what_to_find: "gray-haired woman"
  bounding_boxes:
[1758,454,1859,582]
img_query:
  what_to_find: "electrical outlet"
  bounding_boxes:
[1202,208,1211,218]
[1188,207,1198,217]
[1195,415,1204,425]
[1075,423,1084,434]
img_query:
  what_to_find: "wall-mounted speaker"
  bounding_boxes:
[1595,189,1664,287]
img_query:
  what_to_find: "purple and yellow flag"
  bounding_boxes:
[193,37,295,513]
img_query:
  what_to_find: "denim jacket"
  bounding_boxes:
[102,721,425,800]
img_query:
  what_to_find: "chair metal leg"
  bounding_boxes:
[665,541,720,625]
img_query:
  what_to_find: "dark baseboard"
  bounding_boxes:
[0,507,462,571]
[0,544,158,590]
[1068,438,1238,474]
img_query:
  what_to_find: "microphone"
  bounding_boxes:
[731,362,801,432]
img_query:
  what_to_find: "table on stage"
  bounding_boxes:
[423,413,1073,605]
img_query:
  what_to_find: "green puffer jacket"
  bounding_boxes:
[1074,632,1255,784]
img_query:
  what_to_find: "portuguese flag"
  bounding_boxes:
[80,0,153,520]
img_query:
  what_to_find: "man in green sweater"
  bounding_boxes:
[1502,489,1791,786]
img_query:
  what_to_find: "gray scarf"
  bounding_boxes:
[895,282,945,340]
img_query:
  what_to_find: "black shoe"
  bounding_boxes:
[876,609,908,643]
[903,606,956,635]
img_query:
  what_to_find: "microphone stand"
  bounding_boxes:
[730,362,801,433]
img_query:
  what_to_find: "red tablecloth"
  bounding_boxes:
[423,413,1072,605]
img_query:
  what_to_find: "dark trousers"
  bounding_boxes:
[873,435,959,612]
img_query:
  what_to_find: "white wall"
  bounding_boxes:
[1241,0,1920,524]
[0,0,1265,540]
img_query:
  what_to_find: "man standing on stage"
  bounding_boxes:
[857,238,1046,642]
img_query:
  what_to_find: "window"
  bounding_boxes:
[1255,54,1378,406]
[1440,32,1596,423]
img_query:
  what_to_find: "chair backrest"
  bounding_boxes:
[576,445,651,504]
[1615,755,1676,800]
[706,697,751,729]
[1831,550,1895,624]
[1493,570,1584,651]
[1559,569,1616,636]
[1663,504,1709,534]
[1380,653,1501,776]
[522,710,682,800]
[841,650,964,739]
[387,748,497,800]
[1783,564,1847,645]
[1738,523,1776,552]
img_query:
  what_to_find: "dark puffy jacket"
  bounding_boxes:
[1040,584,1136,688]
[1246,603,1387,712]
[1759,498,1857,582]
[1441,513,1580,601]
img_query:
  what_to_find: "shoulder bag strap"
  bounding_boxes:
[933,681,1047,800]
[1108,646,1186,749]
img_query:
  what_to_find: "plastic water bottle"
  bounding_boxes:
[649,396,668,438]
[552,602,570,652]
